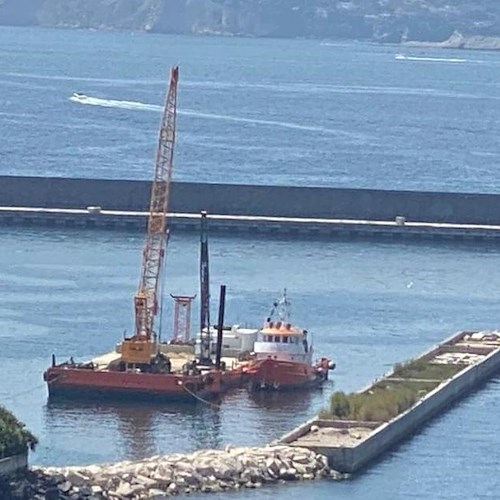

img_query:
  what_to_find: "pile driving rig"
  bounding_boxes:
[43,67,228,401]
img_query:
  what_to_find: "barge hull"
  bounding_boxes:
[44,366,223,403]
[46,385,210,403]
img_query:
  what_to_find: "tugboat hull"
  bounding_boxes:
[247,358,328,391]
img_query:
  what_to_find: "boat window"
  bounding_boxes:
[274,336,281,343]
[283,336,288,343]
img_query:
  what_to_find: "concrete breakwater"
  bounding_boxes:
[3,176,500,242]
[279,331,500,473]
[14,446,338,499]
[2,175,500,225]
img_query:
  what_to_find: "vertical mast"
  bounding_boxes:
[199,211,211,363]
[134,66,179,340]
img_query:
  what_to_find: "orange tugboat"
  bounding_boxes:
[247,290,335,391]
[44,66,232,402]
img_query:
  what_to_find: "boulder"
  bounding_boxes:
[65,470,90,487]
[292,453,314,464]
[115,480,140,497]
[265,458,280,478]
[57,481,72,493]
[194,463,215,477]
[133,475,158,488]
[147,488,168,499]
[79,485,94,496]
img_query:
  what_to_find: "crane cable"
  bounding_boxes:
[179,382,222,409]
[1,383,46,402]
[157,235,168,345]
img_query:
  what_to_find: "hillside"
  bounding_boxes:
[0,0,500,45]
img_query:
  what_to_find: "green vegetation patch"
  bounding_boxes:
[0,405,37,460]
[390,359,465,381]
[320,358,467,423]
[320,378,441,423]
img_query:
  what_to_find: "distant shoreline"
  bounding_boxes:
[403,31,500,51]
[1,23,500,51]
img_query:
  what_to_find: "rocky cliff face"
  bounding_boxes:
[0,0,43,25]
[1,0,500,44]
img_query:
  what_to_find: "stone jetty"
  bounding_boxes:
[6,445,342,499]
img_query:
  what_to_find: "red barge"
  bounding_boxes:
[44,66,243,402]
[44,357,224,402]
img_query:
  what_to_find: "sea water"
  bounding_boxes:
[1,26,500,498]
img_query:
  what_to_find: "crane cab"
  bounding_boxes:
[120,338,157,365]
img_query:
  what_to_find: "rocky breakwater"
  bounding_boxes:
[13,445,341,499]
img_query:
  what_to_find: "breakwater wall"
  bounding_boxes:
[0,451,28,477]
[278,331,500,473]
[17,446,339,499]
[1,175,500,224]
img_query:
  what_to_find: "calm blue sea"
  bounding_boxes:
[2,26,500,499]
[2,26,500,191]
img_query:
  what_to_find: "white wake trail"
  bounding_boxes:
[69,94,362,138]
[69,94,161,111]
[178,109,347,135]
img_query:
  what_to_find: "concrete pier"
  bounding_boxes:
[278,331,500,473]
[0,451,28,477]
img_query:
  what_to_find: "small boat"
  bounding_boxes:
[395,54,467,63]
[246,290,335,391]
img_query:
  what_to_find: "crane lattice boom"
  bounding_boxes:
[134,66,179,340]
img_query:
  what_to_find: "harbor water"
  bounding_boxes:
[1,26,500,498]
[2,228,500,498]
